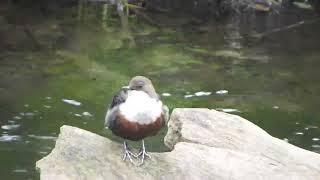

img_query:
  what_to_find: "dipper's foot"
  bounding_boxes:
[123,141,137,164]
[137,140,151,166]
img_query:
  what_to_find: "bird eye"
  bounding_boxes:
[129,85,142,90]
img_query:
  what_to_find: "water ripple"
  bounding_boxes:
[215,90,228,95]
[161,93,171,97]
[28,134,57,140]
[184,94,194,98]
[12,169,28,173]
[217,108,241,113]
[0,135,21,142]
[294,132,304,135]
[1,124,20,130]
[194,91,211,96]
[82,112,93,117]
[62,99,82,106]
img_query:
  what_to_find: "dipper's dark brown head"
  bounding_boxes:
[128,76,158,99]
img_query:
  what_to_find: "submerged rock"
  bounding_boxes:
[36,109,320,180]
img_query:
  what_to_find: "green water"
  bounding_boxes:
[0,2,320,179]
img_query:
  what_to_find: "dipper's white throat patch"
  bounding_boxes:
[119,90,163,125]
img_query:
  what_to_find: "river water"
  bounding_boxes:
[0,2,319,179]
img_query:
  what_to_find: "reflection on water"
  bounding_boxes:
[27,135,57,140]
[0,1,320,179]
[0,134,21,142]
[62,99,82,106]
[1,124,20,130]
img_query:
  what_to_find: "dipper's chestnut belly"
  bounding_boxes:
[111,112,165,141]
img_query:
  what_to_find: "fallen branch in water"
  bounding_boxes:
[22,26,42,50]
[130,8,162,27]
[84,0,124,12]
[252,17,320,38]
[145,3,171,13]
[84,0,117,4]
[226,17,320,40]
[85,0,157,26]
[125,3,145,10]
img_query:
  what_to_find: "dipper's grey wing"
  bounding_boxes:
[105,89,128,128]
[109,89,128,109]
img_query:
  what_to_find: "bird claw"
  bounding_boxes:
[122,140,151,166]
[136,140,151,166]
[123,141,137,165]
[138,150,151,159]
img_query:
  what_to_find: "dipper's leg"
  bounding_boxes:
[137,140,151,166]
[123,141,137,164]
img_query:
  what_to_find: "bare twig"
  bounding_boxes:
[130,8,162,27]
[226,17,320,40]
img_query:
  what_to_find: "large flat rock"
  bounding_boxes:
[36,108,320,180]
